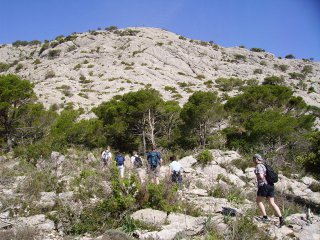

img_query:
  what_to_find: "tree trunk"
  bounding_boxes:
[148,109,156,147]
[142,129,146,157]
[6,134,13,152]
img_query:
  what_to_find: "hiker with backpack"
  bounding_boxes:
[147,146,162,184]
[131,151,143,168]
[253,154,285,227]
[101,146,112,167]
[168,155,183,185]
[115,151,125,178]
[131,151,144,181]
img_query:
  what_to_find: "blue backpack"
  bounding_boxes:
[115,155,125,166]
[148,152,159,169]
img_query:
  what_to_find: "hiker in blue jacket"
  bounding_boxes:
[115,151,125,178]
[147,146,162,184]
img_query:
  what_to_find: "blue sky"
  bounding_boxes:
[0,0,319,60]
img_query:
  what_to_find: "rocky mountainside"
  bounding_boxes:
[0,150,319,239]
[0,27,320,111]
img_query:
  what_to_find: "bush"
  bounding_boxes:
[274,64,288,72]
[39,43,49,55]
[289,72,305,80]
[197,149,213,165]
[12,40,29,47]
[67,45,77,52]
[0,62,10,72]
[262,75,284,85]
[234,54,246,61]
[48,49,61,59]
[15,63,23,72]
[33,59,41,65]
[215,77,244,91]
[105,26,118,31]
[253,68,262,74]
[231,158,251,172]
[302,65,313,75]
[227,213,270,240]
[285,54,295,59]
[250,48,265,52]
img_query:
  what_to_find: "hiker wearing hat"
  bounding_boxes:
[253,154,285,227]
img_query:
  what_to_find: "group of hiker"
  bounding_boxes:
[100,147,285,227]
[100,146,183,185]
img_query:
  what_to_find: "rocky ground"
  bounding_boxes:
[0,27,319,112]
[0,150,319,239]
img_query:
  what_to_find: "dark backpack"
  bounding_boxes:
[134,156,143,168]
[115,155,125,166]
[149,152,159,169]
[172,170,182,183]
[264,164,278,184]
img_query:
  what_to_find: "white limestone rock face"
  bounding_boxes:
[37,192,57,208]
[131,208,168,225]
[16,214,55,231]
[1,27,319,111]
[131,209,206,240]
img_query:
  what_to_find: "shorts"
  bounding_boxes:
[149,165,160,178]
[257,184,275,198]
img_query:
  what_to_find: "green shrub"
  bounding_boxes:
[259,60,267,66]
[285,54,295,59]
[253,68,262,74]
[263,75,284,85]
[179,36,187,40]
[308,86,315,93]
[15,63,23,72]
[67,45,77,52]
[0,62,10,72]
[105,26,118,31]
[12,40,29,47]
[215,77,244,91]
[197,149,213,165]
[274,64,288,72]
[246,78,259,86]
[142,182,178,212]
[164,86,177,93]
[48,49,61,59]
[17,170,60,198]
[234,54,246,61]
[302,65,313,75]
[250,48,265,52]
[289,72,305,80]
[114,29,139,36]
[33,59,41,65]
[39,43,49,55]
[50,41,59,48]
[231,158,251,172]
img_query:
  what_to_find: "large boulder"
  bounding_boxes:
[131,209,206,240]
[36,192,57,208]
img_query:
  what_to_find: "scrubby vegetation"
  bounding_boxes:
[0,74,318,180]
[0,73,319,238]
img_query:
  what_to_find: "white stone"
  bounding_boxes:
[301,176,317,186]
[131,208,168,225]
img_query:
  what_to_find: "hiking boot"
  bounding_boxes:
[279,218,286,227]
[256,216,271,222]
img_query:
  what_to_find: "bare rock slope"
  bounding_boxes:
[0,27,319,111]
